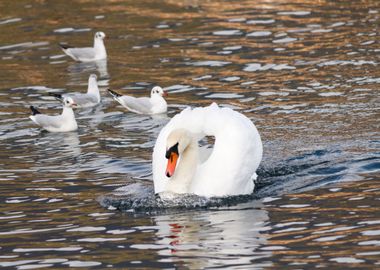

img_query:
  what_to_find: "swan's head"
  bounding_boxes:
[151,86,168,98]
[165,129,192,178]
[63,97,77,108]
[95,31,106,40]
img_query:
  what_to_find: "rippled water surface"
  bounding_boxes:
[0,0,379,268]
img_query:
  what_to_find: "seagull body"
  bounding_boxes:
[29,97,78,132]
[49,74,100,108]
[108,86,168,115]
[60,32,107,62]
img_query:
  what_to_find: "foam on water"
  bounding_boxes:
[98,182,258,213]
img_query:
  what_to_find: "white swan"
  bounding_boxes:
[108,86,168,115]
[152,103,262,197]
[60,32,107,62]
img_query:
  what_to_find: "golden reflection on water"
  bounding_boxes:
[263,179,380,268]
[0,0,379,268]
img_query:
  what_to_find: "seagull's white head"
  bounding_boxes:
[95,32,106,40]
[151,86,168,97]
[63,97,77,108]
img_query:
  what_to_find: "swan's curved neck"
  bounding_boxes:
[166,138,198,194]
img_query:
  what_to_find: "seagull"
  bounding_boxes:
[60,31,107,62]
[29,97,78,132]
[108,86,168,114]
[49,74,100,108]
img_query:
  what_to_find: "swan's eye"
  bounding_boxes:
[165,143,179,159]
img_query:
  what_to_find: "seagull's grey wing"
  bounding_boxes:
[69,93,98,106]
[32,114,62,129]
[119,96,152,114]
[66,47,95,61]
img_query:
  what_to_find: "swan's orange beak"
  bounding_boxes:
[165,152,178,178]
[163,91,168,97]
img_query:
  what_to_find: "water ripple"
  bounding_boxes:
[0,1,379,269]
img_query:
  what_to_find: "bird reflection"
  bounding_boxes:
[39,131,81,158]
[76,105,107,129]
[67,59,109,84]
[150,113,169,121]
[61,131,81,158]
[30,131,82,176]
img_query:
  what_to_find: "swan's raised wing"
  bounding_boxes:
[118,96,152,114]
[192,104,263,196]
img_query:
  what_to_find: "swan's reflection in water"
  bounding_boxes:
[152,202,270,268]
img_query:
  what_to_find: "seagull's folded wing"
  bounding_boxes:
[70,93,98,105]
[33,114,63,129]
[66,47,96,60]
[120,96,152,114]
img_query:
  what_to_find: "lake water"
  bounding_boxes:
[0,0,379,269]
